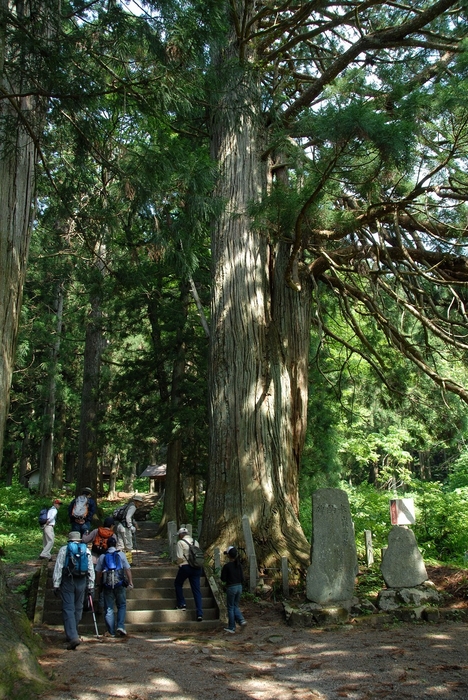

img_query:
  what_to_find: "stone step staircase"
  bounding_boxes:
[39,522,224,635]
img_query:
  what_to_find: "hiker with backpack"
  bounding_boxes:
[95,536,133,637]
[52,531,95,650]
[38,498,62,560]
[68,487,97,535]
[113,494,144,564]
[221,546,247,634]
[82,516,116,565]
[82,515,116,614]
[174,527,204,621]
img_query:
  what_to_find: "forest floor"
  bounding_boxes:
[7,548,468,699]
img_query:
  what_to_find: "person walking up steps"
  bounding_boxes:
[53,531,95,650]
[114,494,144,564]
[68,487,96,535]
[221,546,247,634]
[95,536,133,637]
[39,498,62,560]
[174,527,203,621]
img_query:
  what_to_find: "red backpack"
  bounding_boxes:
[92,526,114,555]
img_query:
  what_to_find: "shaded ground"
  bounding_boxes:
[35,605,468,700]
[6,550,468,699]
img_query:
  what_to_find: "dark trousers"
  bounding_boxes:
[70,521,92,535]
[60,573,87,641]
[174,565,203,618]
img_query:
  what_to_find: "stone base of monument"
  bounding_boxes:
[283,600,354,627]
[377,582,440,612]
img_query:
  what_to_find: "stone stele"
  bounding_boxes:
[306,488,358,604]
[380,525,428,588]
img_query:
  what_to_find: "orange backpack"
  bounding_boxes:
[92,526,114,555]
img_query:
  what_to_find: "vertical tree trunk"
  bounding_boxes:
[65,451,75,484]
[52,402,66,489]
[76,241,107,495]
[156,282,190,533]
[0,1,38,466]
[123,462,136,492]
[108,453,119,499]
[19,429,31,486]
[76,291,104,494]
[202,20,311,569]
[39,282,64,496]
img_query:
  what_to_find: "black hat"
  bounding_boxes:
[107,536,117,547]
[103,516,114,528]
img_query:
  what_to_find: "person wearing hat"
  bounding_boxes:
[53,531,95,650]
[68,487,97,535]
[221,546,247,634]
[115,494,144,563]
[39,498,63,560]
[95,536,133,637]
[174,527,203,621]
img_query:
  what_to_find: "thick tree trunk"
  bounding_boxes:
[0,11,37,466]
[202,26,312,570]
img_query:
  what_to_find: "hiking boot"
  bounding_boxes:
[66,638,80,650]
[197,616,203,621]
[116,628,127,637]
[240,620,247,626]
[224,628,235,634]
[175,605,187,610]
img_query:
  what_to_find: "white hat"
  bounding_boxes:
[224,545,237,556]
[132,494,144,502]
[67,531,82,541]
[178,527,188,535]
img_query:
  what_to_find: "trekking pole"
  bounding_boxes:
[88,593,101,639]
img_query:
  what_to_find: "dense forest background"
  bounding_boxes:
[2,0,468,566]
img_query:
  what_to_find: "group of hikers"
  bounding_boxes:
[38,488,247,648]
[39,489,142,649]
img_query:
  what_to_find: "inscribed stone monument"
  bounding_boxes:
[306,488,358,604]
[380,525,427,588]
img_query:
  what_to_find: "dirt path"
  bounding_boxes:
[10,534,468,699]
[37,608,468,700]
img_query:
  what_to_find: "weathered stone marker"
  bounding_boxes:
[306,488,358,604]
[214,547,221,572]
[364,530,374,566]
[168,521,178,562]
[380,525,427,588]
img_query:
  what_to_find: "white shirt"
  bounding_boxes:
[45,505,58,527]
[176,536,199,567]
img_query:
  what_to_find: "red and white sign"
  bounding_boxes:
[390,498,415,526]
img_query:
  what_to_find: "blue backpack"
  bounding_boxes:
[102,551,125,589]
[38,506,49,527]
[65,542,89,577]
